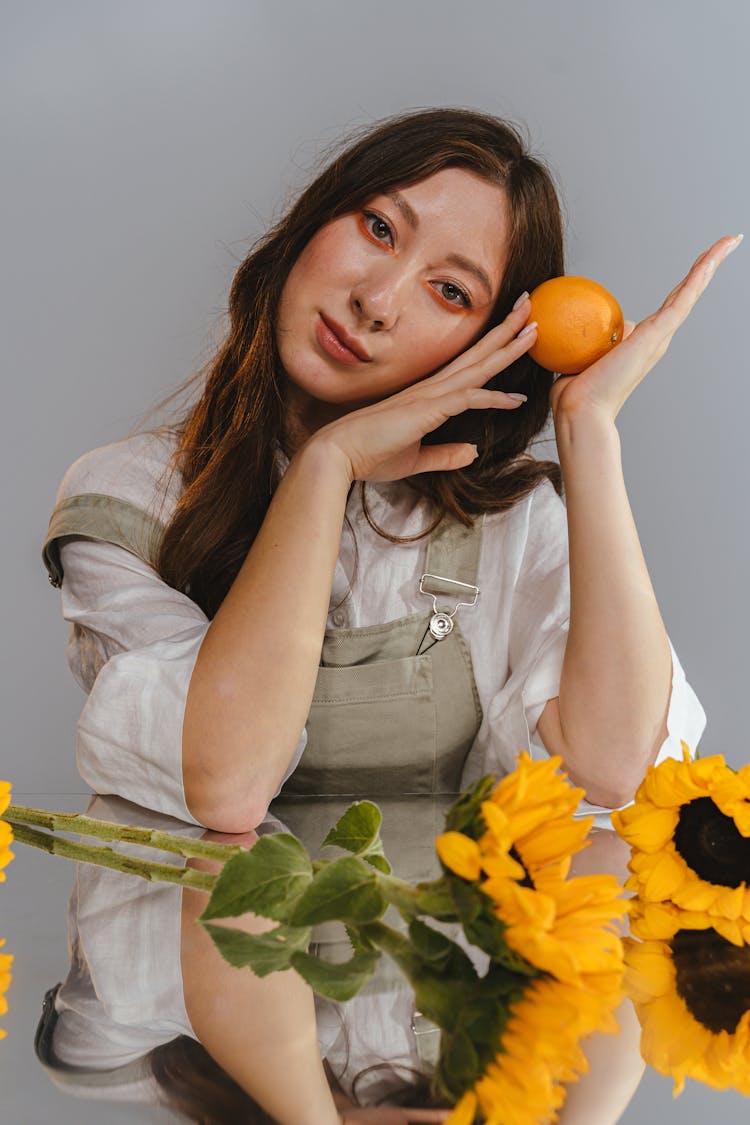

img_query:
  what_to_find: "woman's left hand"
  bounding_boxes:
[547,234,742,423]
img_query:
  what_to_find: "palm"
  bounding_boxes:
[547,235,740,423]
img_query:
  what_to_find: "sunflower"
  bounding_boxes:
[437,753,627,986]
[624,931,750,1095]
[0,781,14,1039]
[0,941,12,1040]
[611,743,750,942]
[445,974,622,1125]
[0,781,14,881]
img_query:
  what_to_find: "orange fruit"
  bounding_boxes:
[527,276,624,375]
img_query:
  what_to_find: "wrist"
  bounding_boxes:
[552,401,620,450]
[297,432,355,489]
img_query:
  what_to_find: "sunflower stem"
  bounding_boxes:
[6,821,216,891]
[4,805,240,862]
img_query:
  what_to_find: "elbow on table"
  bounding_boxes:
[184,769,276,834]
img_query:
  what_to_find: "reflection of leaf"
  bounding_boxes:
[321,801,391,874]
[291,856,386,926]
[200,834,313,923]
[408,919,455,969]
[291,948,380,1001]
[439,1030,479,1098]
[203,921,311,975]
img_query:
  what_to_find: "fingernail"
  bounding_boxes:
[518,321,537,338]
[512,291,530,311]
[507,393,528,402]
[470,443,479,458]
[729,233,744,252]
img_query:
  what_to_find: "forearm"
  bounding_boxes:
[554,407,672,806]
[181,841,341,1125]
[183,438,352,830]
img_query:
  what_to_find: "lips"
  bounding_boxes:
[318,314,371,362]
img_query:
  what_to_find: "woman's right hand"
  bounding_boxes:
[307,298,537,484]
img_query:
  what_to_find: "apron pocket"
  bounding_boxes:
[285,655,438,795]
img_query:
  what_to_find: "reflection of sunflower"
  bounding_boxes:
[446,975,620,1125]
[0,940,12,1040]
[625,931,750,1095]
[437,753,627,986]
[0,781,14,881]
[0,781,13,1041]
[611,744,750,943]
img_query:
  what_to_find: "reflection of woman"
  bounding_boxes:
[37,798,639,1124]
[36,797,453,1123]
[43,106,713,835]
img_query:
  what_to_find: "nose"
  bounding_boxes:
[350,265,403,330]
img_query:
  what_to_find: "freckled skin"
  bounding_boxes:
[276,168,510,433]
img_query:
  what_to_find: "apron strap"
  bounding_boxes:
[42,494,164,587]
[423,513,483,588]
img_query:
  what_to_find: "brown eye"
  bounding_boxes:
[362,212,393,246]
[437,281,471,308]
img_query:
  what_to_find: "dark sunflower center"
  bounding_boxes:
[672,928,750,1034]
[673,796,750,887]
[509,845,535,889]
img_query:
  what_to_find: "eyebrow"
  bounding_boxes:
[387,191,495,302]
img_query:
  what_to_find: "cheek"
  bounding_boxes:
[401,317,490,378]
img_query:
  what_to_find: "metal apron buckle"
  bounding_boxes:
[419,572,480,641]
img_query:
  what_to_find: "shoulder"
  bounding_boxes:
[54,431,183,523]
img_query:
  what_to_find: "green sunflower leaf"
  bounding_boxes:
[291,856,387,926]
[321,801,391,874]
[414,878,458,920]
[408,919,455,968]
[443,775,496,838]
[290,948,380,1001]
[200,834,313,923]
[202,921,311,975]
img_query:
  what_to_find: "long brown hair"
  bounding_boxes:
[149,1035,278,1123]
[148,1034,452,1123]
[156,107,565,617]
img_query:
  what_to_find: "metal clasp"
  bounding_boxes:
[419,572,479,640]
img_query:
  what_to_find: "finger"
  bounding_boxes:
[425,322,538,396]
[630,234,742,351]
[622,320,636,340]
[410,442,479,475]
[661,235,741,314]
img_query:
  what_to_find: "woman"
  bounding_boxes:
[43,107,715,835]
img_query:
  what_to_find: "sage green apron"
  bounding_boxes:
[43,492,484,798]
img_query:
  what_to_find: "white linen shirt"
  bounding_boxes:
[52,431,707,826]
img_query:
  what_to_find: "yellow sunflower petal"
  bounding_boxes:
[611,804,680,852]
[514,817,592,869]
[435,832,482,881]
[634,849,690,902]
[0,942,12,1040]
[445,1089,477,1125]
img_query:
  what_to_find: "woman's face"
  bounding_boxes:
[276,167,510,414]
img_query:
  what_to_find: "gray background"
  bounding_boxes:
[1,1,748,1121]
